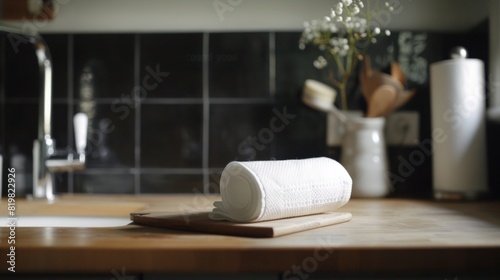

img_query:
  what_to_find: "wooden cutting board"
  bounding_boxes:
[130,211,352,238]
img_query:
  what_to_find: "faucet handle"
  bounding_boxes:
[74,113,88,156]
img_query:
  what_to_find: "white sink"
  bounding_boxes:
[0,216,131,228]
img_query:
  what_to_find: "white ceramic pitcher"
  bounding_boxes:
[340,117,391,198]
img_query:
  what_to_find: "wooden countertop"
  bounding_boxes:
[1,194,500,275]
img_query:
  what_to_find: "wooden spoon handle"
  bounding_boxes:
[391,62,407,86]
[367,85,397,118]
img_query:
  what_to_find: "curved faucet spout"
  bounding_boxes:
[1,25,86,200]
[0,25,54,199]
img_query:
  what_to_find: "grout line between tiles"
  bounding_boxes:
[269,32,276,98]
[0,38,4,105]
[74,168,136,175]
[0,37,6,189]
[74,168,206,175]
[134,34,141,194]
[208,98,273,104]
[0,38,5,161]
[6,97,274,105]
[269,32,277,159]
[138,168,205,175]
[5,98,59,104]
[67,35,75,151]
[141,98,203,104]
[68,34,75,193]
[202,32,210,194]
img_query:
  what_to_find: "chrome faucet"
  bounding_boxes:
[1,25,87,200]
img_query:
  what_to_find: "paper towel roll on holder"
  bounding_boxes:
[430,46,488,201]
[449,47,500,124]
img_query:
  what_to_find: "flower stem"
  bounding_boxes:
[339,82,348,112]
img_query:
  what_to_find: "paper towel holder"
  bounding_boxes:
[430,47,489,201]
[450,46,468,59]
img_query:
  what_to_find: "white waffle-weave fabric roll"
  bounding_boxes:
[209,157,352,222]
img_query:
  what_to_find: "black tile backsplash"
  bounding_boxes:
[82,104,136,169]
[275,32,326,104]
[74,173,135,194]
[1,26,495,198]
[141,174,203,194]
[5,37,39,99]
[52,104,70,149]
[140,33,203,98]
[73,34,135,99]
[5,103,38,157]
[209,32,270,98]
[275,32,330,159]
[141,104,203,168]
[209,103,274,167]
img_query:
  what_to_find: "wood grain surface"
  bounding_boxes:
[0,195,499,275]
[131,211,352,237]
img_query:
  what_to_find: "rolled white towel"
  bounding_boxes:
[209,157,352,222]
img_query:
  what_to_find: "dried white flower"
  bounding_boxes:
[330,9,336,18]
[313,56,328,69]
[352,5,360,14]
[335,3,343,15]
[342,0,353,6]
[299,0,395,110]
